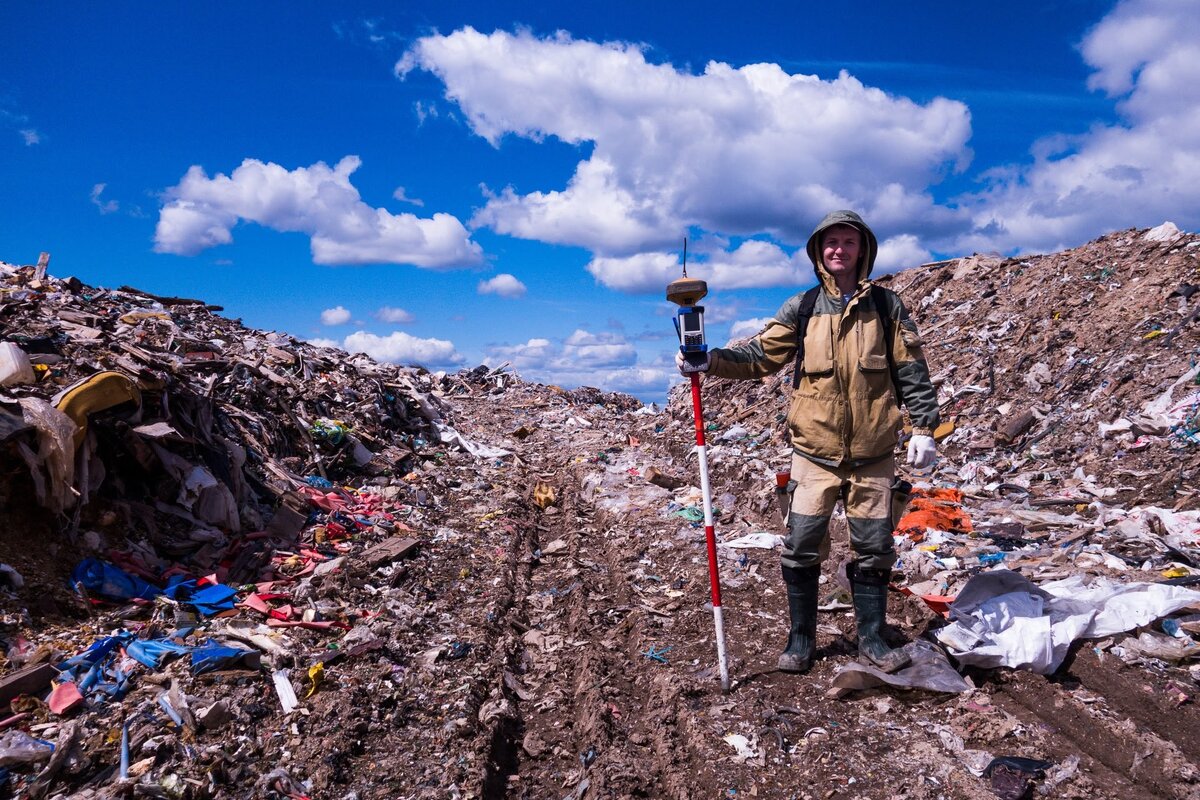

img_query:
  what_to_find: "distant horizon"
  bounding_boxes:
[3,1,1199,405]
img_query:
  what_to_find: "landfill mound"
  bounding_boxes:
[680,222,1200,511]
[0,226,1199,800]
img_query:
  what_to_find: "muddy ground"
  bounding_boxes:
[332,389,1199,800]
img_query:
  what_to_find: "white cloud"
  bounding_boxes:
[392,186,424,207]
[586,252,681,293]
[375,306,415,323]
[486,337,554,371]
[19,129,40,146]
[875,234,932,273]
[947,0,1200,254]
[306,337,341,349]
[595,366,671,395]
[729,317,772,339]
[401,13,1200,282]
[477,273,527,298]
[556,329,637,369]
[414,100,439,125]
[586,239,808,293]
[320,306,352,326]
[342,330,464,368]
[485,330,643,389]
[399,27,971,256]
[90,183,119,214]
[154,156,484,268]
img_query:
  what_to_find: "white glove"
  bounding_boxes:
[675,350,710,374]
[906,433,936,470]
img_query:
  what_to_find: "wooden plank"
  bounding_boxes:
[0,663,57,710]
[361,536,420,567]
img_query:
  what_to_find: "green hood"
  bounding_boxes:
[805,210,879,290]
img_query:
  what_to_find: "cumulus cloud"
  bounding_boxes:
[342,330,464,368]
[587,239,810,293]
[154,156,484,268]
[594,366,671,396]
[306,337,341,349]
[477,273,527,298]
[90,183,119,214]
[875,234,932,273]
[487,337,554,371]
[19,129,40,146]
[399,27,971,259]
[729,317,773,340]
[947,0,1200,254]
[557,329,637,369]
[375,306,415,323]
[484,330,651,393]
[320,306,352,326]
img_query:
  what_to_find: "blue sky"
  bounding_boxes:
[3,1,1198,403]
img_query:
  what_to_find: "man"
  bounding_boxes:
[676,210,938,673]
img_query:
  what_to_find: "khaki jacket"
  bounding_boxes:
[707,211,938,466]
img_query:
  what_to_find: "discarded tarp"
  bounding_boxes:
[71,559,161,602]
[190,640,261,675]
[831,639,972,694]
[126,639,191,670]
[936,570,1200,673]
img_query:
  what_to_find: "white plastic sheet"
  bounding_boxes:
[434,421,511,459]
[718,532,782,550]
[936,570,1200,674]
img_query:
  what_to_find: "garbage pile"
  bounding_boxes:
[1,220,1199,798]
[0,258,613,797]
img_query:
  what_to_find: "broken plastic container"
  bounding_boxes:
[0,342,34,387]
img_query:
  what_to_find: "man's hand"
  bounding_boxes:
[676,350,709,374]
[906,434,936,470]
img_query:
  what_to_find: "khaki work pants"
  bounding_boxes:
[782,452,896,571]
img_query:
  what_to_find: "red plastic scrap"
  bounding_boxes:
[270,604,296,621]
[897,586,956,618]
[266,619,348,631]
[240,591,292,617]
[48,681,84,715]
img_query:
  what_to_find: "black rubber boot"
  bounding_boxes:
[777,565,820,673]
[849,564,911,673]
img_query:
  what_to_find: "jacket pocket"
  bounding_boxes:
[858,353,889,373]
[801,325,834,375]
[788,386,842,457]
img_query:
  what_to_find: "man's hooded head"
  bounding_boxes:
[805,210,879,289]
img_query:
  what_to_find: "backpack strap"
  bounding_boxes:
[790,287,822,389]
[871,284,902,408]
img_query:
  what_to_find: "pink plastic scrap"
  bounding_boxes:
[48,681,84,715]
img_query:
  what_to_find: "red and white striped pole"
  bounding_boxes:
[690,371,730,692]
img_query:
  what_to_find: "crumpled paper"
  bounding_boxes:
[936,570,1200,673]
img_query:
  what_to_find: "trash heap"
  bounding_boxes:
[1,222,1199,799]
[1,258,629,797]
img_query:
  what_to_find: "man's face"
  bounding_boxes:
[822,224,862,283]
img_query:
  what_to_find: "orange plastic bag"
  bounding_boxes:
[896,488,973,539]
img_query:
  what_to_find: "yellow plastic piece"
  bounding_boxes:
[53,371,141,449]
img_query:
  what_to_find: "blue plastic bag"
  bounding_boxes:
[71,559,161,602]
[190,640,261,675]
[126,638,192,669]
